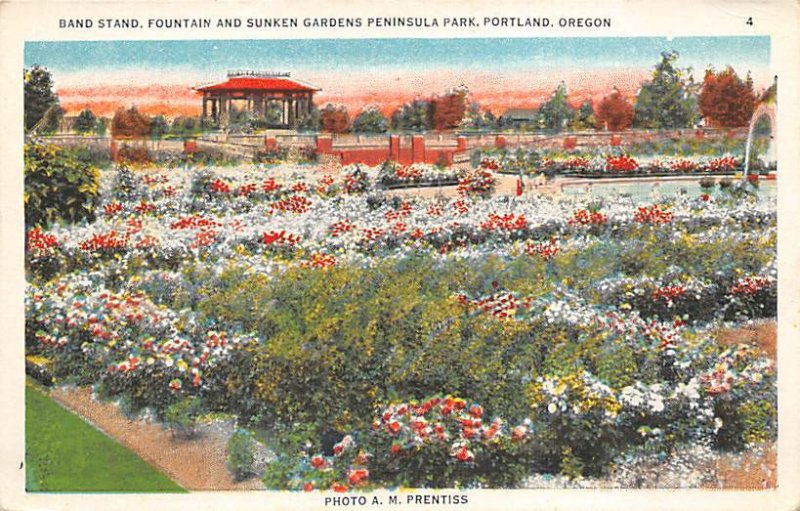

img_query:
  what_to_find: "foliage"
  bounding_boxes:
[24,159,777,489]
[169,116,202,138]
[320,104,350,133]
[699,67,757,128]
[464,102,499,131]
[111,164,146,202]
[116,143,152,164]
[570,100,596,131]
[536,83,574,131]
[149,115,170,139]
[760,78,777,104]
[24,142,100,229]
[25,382,185,492]
[298,104,322,132]
[227,428,257,481]
[352,107,389,133]
[596,90,634,131]
[74,108,97,134]
[267,396,539,490]
[633,51,700,129]
[430,89,468,130]
[343,166,371,194]
[94,118,109,137]
[391,100,431,132]
[164,396,204,438]
[24,65,62,133]
[112,106,151,138]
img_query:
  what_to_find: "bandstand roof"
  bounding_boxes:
[195,72,320,93]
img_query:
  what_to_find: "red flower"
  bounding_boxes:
[390,444,402,454]
[387,420,401,434]
[348,468,369,486]
[605,154,638,172]
[209,179,231,194]
[455,446,473,462]
[569,209,607,226]
[310,455,326,469]
[701,193,711,201]
[332,482,349,493]
[303,482,314,492]
[634,205,673,225]
[103,202,123,216]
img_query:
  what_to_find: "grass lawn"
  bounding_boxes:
[25,380,186,492]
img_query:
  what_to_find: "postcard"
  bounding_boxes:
[1,0,799,510]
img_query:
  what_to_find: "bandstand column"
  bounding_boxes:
[287,94,296,127]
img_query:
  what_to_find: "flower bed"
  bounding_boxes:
[377,161,462,188]
[25,158,777,489]
[487,148,747,178]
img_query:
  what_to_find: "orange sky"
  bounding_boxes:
[56,67,769,120]
[55,68,659,119]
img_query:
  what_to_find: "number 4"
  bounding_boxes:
[746,17,754,26]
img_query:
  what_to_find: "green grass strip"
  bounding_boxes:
[25,382,186,492]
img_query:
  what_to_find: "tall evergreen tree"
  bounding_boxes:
[73,108,97,134]
[24,66,62,133]
[633,51,700,129]
[536,82,574,131]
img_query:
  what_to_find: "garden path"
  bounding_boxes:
[49,387,265,491]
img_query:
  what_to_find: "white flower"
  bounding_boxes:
[547,402,558,414]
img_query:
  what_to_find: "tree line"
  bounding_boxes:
[24,51,770,137]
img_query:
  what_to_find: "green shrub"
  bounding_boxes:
[227,428,256,481]
[24,142,101,229]
[164,397,203,438]
[111,164,145,202]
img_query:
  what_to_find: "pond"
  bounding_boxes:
[561,178,777,201]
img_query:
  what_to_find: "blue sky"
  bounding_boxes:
[25,37,770,75]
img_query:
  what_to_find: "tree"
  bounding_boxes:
[596,89,634,131]
[298,104,321,132]
[320,104,350,133]
[464,102,498,131]
[352,107,389,133]
[73,108,97,134]
[760,76,777,103]
[111,106,151,138]
[149,114,169,138]
[94,118,108,137]
[169,116,200,137]
[430,89,467,130]
[570,100,596,130]
[633,51,700,129]
[536,82,574,131]
[391,100,431,132]
[699,67,757,128]
[24,66,62,133]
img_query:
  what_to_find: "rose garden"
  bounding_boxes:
[24,135,777,490]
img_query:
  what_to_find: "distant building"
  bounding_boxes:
[194,71,320,129]
[501,108,538,126]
